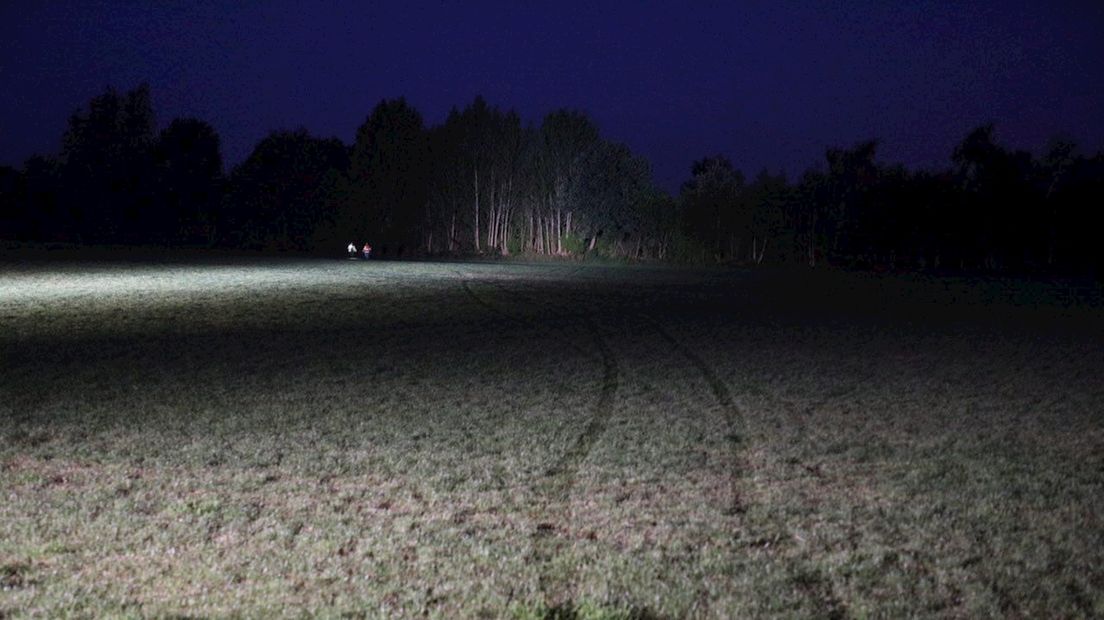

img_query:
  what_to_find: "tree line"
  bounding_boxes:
[2,83,1102,276]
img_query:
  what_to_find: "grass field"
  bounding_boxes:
[2,256,1103,618]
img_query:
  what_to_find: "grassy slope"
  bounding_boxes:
[1,258,1102,617]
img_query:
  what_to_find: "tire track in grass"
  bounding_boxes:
[646,315,851,617]
[641,314,745,516]
[455,268,621,606]
[476,274,618,494]
[458,274,527,328]
[530,313,619,606]
[460,269,618,493]
[537,315,618,491]
[464,271,618,492]
[455,269,599,363]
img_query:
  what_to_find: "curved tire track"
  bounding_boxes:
[537,315,619,495]
[642,314,746,516]
[530,314,619,605]
[457,271,528,328]
[459,271,618,497]
[644,315,853,616]
[455,269,599,363]
[455,269,621,605]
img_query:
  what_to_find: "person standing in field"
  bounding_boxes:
[347,242,357,259]
[362,242,372,259]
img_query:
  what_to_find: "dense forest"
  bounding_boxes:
[2,84,1102,276]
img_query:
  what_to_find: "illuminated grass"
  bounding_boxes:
[1,258,1102,617]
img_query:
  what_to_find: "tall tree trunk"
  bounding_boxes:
[473,168,480,252]
[500,177,512,255]
[535,214,543,255]
[556,206,562,255]
[449,211,457,252]
[501,208,511,255]
[487,176,496,250]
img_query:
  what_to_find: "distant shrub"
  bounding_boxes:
[561,233,586,256]
[669,232,709,263]
[506,232,524,256]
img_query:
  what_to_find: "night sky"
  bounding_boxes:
[2,1,1102,192]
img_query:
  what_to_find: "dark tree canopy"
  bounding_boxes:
[224,128,347,250]
[4,85,1104,278]
[60,84,156,243]
[152,118,224,245]
[681,156,748,260]
[337,98,428,256]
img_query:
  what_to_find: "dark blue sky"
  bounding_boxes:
[2,1,1102,192]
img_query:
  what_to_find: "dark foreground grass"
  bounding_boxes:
[1,257,1102,617]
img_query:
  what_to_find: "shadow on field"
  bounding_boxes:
[3,259,1102,438]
